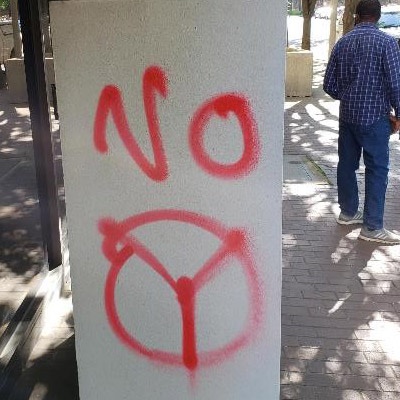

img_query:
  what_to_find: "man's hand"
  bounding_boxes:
[389,114,400,134]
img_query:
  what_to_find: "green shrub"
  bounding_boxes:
[288,9,302,16]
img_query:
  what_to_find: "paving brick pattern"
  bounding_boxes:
[0,90,45,339]
[282,57,400,399]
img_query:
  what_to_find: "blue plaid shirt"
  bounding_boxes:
[323,22,400,126]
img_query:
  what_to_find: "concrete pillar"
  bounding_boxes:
[50,1,285,399]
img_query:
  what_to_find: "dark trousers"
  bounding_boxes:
[337,116,390,230]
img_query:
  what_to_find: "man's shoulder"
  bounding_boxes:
[370,29,400,51]
[338,25,397,46]
[372,27,398,42]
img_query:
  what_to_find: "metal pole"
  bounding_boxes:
[17,0,62,269]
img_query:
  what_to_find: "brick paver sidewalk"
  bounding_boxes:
[281,58,400,399]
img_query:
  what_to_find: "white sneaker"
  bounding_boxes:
[359,227,400,245]
[337,210,363,225]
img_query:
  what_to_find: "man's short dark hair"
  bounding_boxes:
[355,0,381,20]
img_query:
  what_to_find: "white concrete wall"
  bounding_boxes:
[50,1,285,399]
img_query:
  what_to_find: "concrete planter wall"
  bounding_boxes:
[285,48,313,97]
[5,57,55,103]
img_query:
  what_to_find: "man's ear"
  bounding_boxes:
[354,14,360,25]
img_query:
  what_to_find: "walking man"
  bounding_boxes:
[324,0,400,244]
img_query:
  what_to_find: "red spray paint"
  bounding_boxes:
[189,93,260,179]
[93,65,264,372]
[99,210,263,371]
[94,66,261,181]
[93,66,168,182]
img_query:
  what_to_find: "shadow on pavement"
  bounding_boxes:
[8,335,79,400]
[0,89,45,339]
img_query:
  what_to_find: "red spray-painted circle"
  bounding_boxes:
[99,209,263,371]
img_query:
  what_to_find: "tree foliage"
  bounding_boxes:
[0,0,9,11]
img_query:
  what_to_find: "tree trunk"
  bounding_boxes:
[301,0,317,50]
[328,0,338,56]
[302,14,312,49]
[10,0,22,58]
[343,0,360,35]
